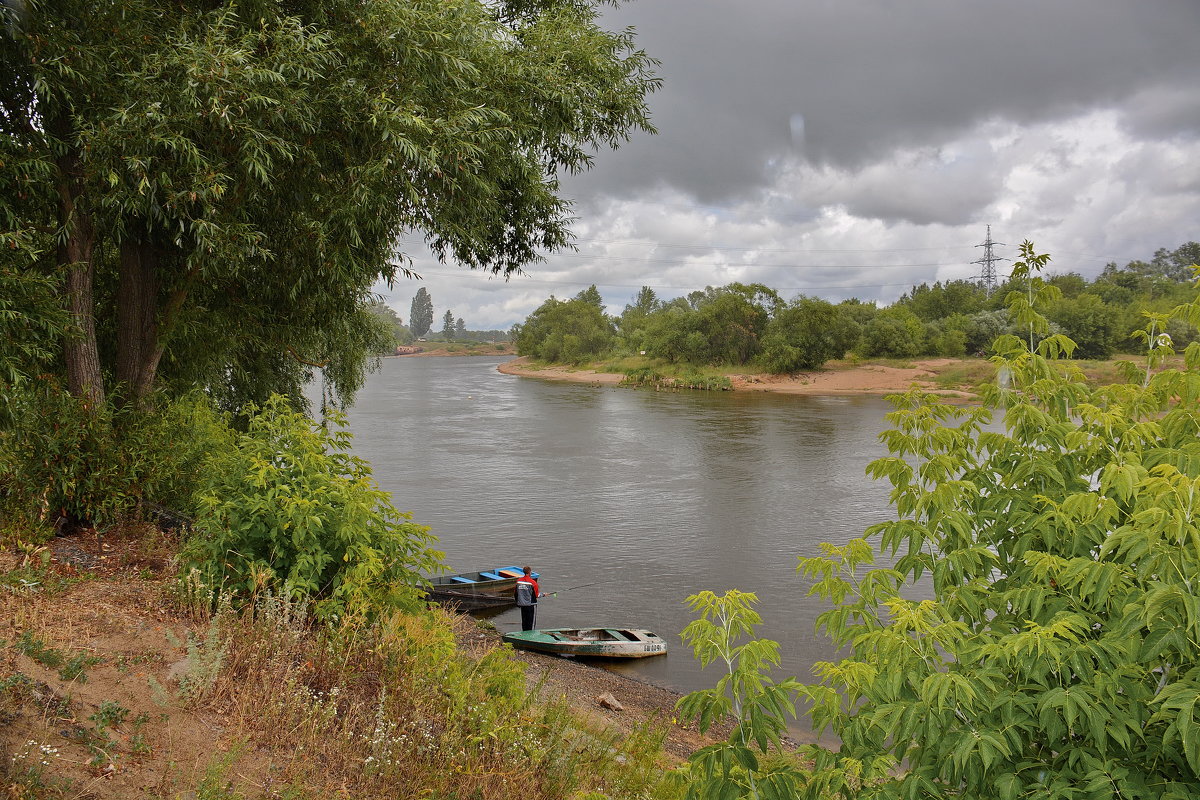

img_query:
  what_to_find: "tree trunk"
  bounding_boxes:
[116,236,161,404]
[52,115,104,406]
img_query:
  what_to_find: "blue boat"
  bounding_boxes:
[424,566,539,612]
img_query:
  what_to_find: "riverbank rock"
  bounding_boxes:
[597,692,624,711]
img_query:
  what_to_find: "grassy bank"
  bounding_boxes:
[0,525,678,799]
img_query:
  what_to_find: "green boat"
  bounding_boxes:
[502,628,668,659]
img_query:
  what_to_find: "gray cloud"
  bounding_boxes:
[381,1,1200,331]
[575,0,1200,201]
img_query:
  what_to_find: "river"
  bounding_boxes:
[342,355,911,699]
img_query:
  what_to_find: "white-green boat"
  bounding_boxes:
[502,628,668,659]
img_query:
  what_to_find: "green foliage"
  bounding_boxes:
[1005,239,1062,352]
[58,652,103,683]
[514,296,615,364]
[3,0,658,410]
[673,590,808,799]
[410,288,435,339]
[89,700,130,729]
[924,321,968,357]
[896,280,986,322]
[0,264,67,421]
[788,250,1200,798]
[1048,292,1121,359]
[515,244,1197,370]
[617,286,662,351]
[1127,310,1177,386]
[364,299,411,351]
[0,385,235,535]
[958,309,1015,354]
[635,284,777,367]
[575,284,606,309]
[12,631,66,670]
[859,306,925,358]
[759,297,859,373]
[184,396,443,622]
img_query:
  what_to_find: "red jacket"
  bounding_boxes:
[515,575,540,604]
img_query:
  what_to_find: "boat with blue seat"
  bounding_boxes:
[424,566,539,612]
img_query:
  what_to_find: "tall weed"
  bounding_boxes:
[202,600,669,799]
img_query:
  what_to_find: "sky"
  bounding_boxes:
[376,0,1200,332]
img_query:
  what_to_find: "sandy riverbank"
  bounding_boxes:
[498,356,977,399]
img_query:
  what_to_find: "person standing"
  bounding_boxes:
[514,566,543,631]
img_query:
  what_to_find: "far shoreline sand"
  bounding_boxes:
[497,355,977,400]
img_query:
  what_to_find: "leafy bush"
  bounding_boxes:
[0,383,233,541]
[672,590,807,799]
[513,295,615,364]
[184,396,442,622]
[759,297,860,373]
[858,306,925,358]
[676,246,1200,799]
[1047,292,1123,359]
[790,262,1200,797]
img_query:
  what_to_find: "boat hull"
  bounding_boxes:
[424,567,536,613]
[502,628,668,659]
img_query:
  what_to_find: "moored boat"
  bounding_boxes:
[424,567,538,612]
[502,628,668,659]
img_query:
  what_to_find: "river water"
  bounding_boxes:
[342,355,911,700]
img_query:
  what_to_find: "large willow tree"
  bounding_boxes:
[0,0,656,409]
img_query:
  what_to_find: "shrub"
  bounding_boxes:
[858,307,924,358]
[183,396,442,622]
[676,246,1200,799]
[790,260,1200,798]
[0,383,233,542]
[759,297,860,373]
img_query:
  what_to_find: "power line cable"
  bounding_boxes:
[412,266,980,294]
[568,237,977,255]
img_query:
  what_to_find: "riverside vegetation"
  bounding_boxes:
[5,244,1200,799]
[510,243,1200,386]
[5,3,1200,797]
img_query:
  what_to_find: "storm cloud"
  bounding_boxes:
[381,0,1200,330]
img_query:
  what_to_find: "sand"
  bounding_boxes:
[497,356,976,400]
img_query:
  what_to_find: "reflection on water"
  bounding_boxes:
[343,356,906,700]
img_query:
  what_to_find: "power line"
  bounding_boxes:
[413,266,980,294]
[544,252,968,269]
[570,237,976,255]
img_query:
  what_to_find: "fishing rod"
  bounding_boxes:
[547,581,599,597]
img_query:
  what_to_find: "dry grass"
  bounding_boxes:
[1,526,674,799]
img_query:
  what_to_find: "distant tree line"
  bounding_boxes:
[511,242,1200,371]
[364,290,510,354]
